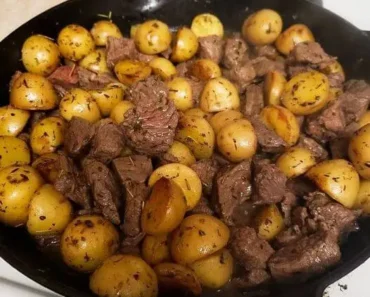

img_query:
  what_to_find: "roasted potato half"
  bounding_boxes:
[171,27,199,63]
[0,136,30,169]
[114,59,152,86]
[90,254,158,297]
[90,20,123,46]
[190,59,222,81]
[209,110,243,134]
[149,57,177,80]
[110,100,135,124]
[130,24,141,39]
[275,24,315,55]
[79,49,110,74]
[306,159,360,208]
[167,77,194,111]
[349,124,370,180]
[184,108,212,121]
[264,71,287,106]
[191,13,224,38]
[142,234,172,266]
[149,163,202,210]
[255,204,284,241]
[359,111,370,129]
[32,153,60,183]
[90,83,125,116]
[0,106,30,136]
[354,180,370,214]
[242,9,283,45]
[165,141,196,166]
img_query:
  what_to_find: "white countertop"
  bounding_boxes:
[1,0,370,296]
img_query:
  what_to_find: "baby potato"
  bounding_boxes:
[210,110,243,134]
[175,114,215,159]
[184,108,211,120]
[200,77,240,113]
[142,234,172,265]
[359,111,370,129]
[61,215,119,272]
[354,180,370,214]
[0,165,44,227]
[32,153,59,183]
[306,159,360,208]
[281,71,330,115]
[21,35,60,76]
[114,59,152,85]
[57,24,95,61]
[275,24,315,55]
[276,147,316,178]
[154,263,202,295]
[189,249,233,289]
[242,9,283,45]
[90,20,123,46]
[0,136,30,169]
[171,27,199,63]
[0,106,30,136]
[167,77,194,111]
[255,204,284,241]
[190,59,221,81]
[10,73,58,110]
[149,57,177,80]
[349,124,370,179]
[30,117,65,155]
[165,141,196,166]
[322,60,345,80]
[135,20,172,55]
[171,214,230,265]
[142,178,187,235]
[27,184,73,236]
[149,163,202,210]
[130,24,141,39]
[110,100,135,124]
[90,83,124,116]
[217,119,257,163]
[260,105,300,146]
[191,13,224,38]
[60,88,101,123]
[79,49,110,74]
[90,254,158,297]
[264,71,287,106]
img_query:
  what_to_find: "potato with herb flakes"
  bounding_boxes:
[184,108,212,120]
[322,60,345,80]
[190,59,222,81]
[167,77,194,111]
[32,153,60,183]
[149,57,177,80]
[114,60,152,85]
[275,24,315,55]
[191,13,224,38]
[359,111,370,129]
[130,24,141,39]
[90,20,123,46]
[142,234,172,266]
[0,136,30,169]
[79,49,110,74]
[264,71,287,106]
[109,100,135,124]
[0,106,30,136]
[255,204,284,241]
[90,83,124,116]
[171,27,199,63]
[354,180,370,214]
[165,141,196,166]
[209,110,243,134]
[349,124,370,179]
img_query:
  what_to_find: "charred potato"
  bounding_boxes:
[61,215,119,272]
[264,71,287,106]
[190,59,221,81]
[171,27,199,63]
[354,180,370,214]
[0,136,30,169]
[90,83,124,116]
[32,153,59,183]
[10,73,58,110]
[0,165,44,227]
[114,59,152,85]
[21,35,60,76]
[110,100,135,124]
[90,20,123,46]
[90,254,158,297]
[0,106,30,136]
[209,110,243,134]
[191,13,224,38]
[79,49,110,74]
[149,57,177,80]
[275,24,315,55]
[242,9,283,45]
[165,141,196,166]
[349,124,370,179]
[142,234,172,265]
[167,77,194,111]
[255,204,284,241]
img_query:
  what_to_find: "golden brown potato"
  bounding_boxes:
[217,119,257,162]
[200,77,240,113]
[328,87,343,103]
[306,159,360,208]
[60,88,101,123]
[134,20,172,55]
[0,165,44,227]
[130,24,141,39]
[90,254,158,297]
[209,110,243,134]
[30,117,65,155]
[165,141,196,166]
[349,124,370,179]
[264,71,287,106]
[171,214,230,265]
[281,71,330,115]
[61,215,119,272]
[90,20,123,46]
[167,77,194,111]
[57,24,95,61]
[171,27,199,63]
[149,57,177,80]
[27,184,73,236]
[148,163,202,210]
[79,49,110,74]
[359,111,370,129]
[184,108,211,121]
[10,73,58,110]
[0,106,30,136]
[275,24,315,55]
[190,59,222,81]
[276,147,317,178]
[114,59,152,85]
[255,204,284,241]
[154,263,202,295]
[32,153,59,183]
[142,178,187,235]
[0,136,30,169]
[175,114,215,159]
[242,9,283,45]
[90,83,124,116]
[260,105,300,146]
[142,234,172,265]
[190,249,233,289]
[322,60,345,81]
[21,35,60,76]
[191,13,224,38]
[109,100,135,124]
[354,180,370,214]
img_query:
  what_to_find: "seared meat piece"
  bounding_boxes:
[106,37,136,67]
[242,84,264,118]
[280,191,298,225]
[198,35,224,64]
[112,155,153,184]
[328,72,345,88]
[297,135,328,161]
[64,117,95,157]
[48,66,79,97]
[286,176,316,198]
[287,64,314,77]
[233,269,271,288]
[288,42,334,66]
[176,60,194,77]
[185,77,205,105]
[275,226,304,248]
[223,63,256,93]
[222,35,248,69]
[190,159,219,196]
[252,56,286,77]
[120,232,146,255]
[77,67,118,90]
[253,45,278,59]
[329,137,350,159]
[189,196,214,216]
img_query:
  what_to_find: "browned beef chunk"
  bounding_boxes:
[18,132,30,145]
[77,67,117,90]
[288,42,334,66]
[242,84,264,118]
[112,155,153,184]
[106,37,136,67]
[189,196,214,216]
[121,232,146,255]
[297,135,328,161]
[252,56,286,77]
[280,191,298,225]
[83,158,121,225]
[213,160,252,226]
[286,176,316,198]
[48,66,79,97]
[268,231,341,280]
[275,226,304,248]
[231,226,274,270]
[185,77,205,105]
[233,269,271,288]
[287,64,314,77]
[222,35,248,69]
[88,119,125,164]
[64,117,95,157]
[253,45,278,60]
[223,63,256,93]
[328,73,345,88]
[122,77,178,156]
[190,159,219,196]
[329,137,350,159]
[231,201,260,227]
[198,35,224,64]
[176,60,194,77]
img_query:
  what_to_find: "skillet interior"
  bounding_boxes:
[1,0,370,296]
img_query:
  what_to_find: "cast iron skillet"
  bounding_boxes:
[1,0,370,296]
